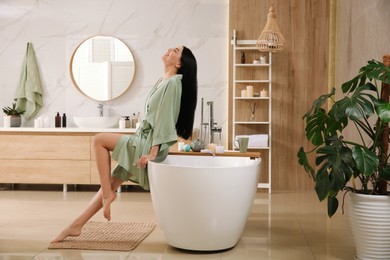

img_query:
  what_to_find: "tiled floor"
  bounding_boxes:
[0,185,356,259]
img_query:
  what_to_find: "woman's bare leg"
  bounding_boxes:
[51,133,124,243]
[93,133,123,221]
[51,177,124,243]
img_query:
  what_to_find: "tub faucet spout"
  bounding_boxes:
[98,104,104,117]
[207,101,222,144]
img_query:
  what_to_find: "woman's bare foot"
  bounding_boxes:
[51,225,82,243]
[102,191,117,221]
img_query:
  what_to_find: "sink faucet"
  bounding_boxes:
[97,104,104,117]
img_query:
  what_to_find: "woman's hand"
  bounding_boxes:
[137,154,157,168]
[137,145,160,168]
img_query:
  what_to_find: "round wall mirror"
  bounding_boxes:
[70,36,135,101]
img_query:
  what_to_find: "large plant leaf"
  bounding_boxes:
[327,196,339,218]
[304,98,349,147]
[342,74,366,94]
[376,101,390,123]
[315,166,330,201]
[326,100,349,135]
[363,59,390,84]
[317,146,353,185]
[305,109,327,146]
[297,147,315,178]
[342,60,390,95]
[351,146,378,177]
[337,83,377,121]
[303,88,335,118]
[314,139,353,202]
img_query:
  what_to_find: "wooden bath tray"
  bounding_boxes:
[168,149,261,159]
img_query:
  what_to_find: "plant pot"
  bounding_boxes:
[349,192,390,260]
[9,115,22,127]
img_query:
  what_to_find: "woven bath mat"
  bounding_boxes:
[49,221,155,251]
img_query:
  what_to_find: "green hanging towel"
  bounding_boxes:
[15,42,43,121]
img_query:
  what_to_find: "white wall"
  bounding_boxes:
[0,0,228,145]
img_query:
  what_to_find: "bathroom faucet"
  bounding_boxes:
[200,98,208,142]
[200,98,223,144]
[206,101,222,144]
[207,101,215,143]
[97,104,104,117]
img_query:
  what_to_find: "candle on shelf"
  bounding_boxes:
[246,85,253,97]
[260,55,267,64]
[178,141,184,151]
[241,89,247,97]
[260,89,268,97]
[208,143,216,153]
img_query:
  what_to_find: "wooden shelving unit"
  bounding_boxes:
[230,29,272,192]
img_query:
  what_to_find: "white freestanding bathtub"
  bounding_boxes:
[148,155,261,251]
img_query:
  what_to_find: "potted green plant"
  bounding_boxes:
[2,99,25,127]
[298,58,390,259]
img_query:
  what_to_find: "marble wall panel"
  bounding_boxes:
[0,0,229,144]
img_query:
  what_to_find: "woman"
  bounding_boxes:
[51,46,197,243]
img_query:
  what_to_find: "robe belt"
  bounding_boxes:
[132,120,153,166]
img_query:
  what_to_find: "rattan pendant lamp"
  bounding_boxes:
[256,1,286,52]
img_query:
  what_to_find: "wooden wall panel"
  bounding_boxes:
[229,0,330,191]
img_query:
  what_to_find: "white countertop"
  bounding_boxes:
[0,127,137,133]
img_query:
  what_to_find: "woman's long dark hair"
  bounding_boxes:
[176,46,198,140]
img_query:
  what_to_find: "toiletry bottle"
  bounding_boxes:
[135,112,142,129]
[119,117,125,129]
[55,112,61,128]
[137,112,141,123]
[178,139,184,151]
[125,116,130,128]
[62,113,67,127]
[131,113,137,128]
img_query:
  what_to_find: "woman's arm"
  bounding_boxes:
[137,145,160,168]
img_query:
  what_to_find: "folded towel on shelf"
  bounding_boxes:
[235,134,268,147]
[15,42,43,121]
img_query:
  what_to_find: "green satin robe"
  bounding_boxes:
[111,74,182,190]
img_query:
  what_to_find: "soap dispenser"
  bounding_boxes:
[55,112,61,128]
[62,113,67,127]
[125,116,131,128]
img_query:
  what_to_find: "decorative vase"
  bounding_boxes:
[190,139,206,152]
[349,192,390,259]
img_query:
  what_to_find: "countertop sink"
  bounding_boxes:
[73,116,120,128]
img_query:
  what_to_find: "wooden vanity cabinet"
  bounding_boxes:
[0,131,133,186]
